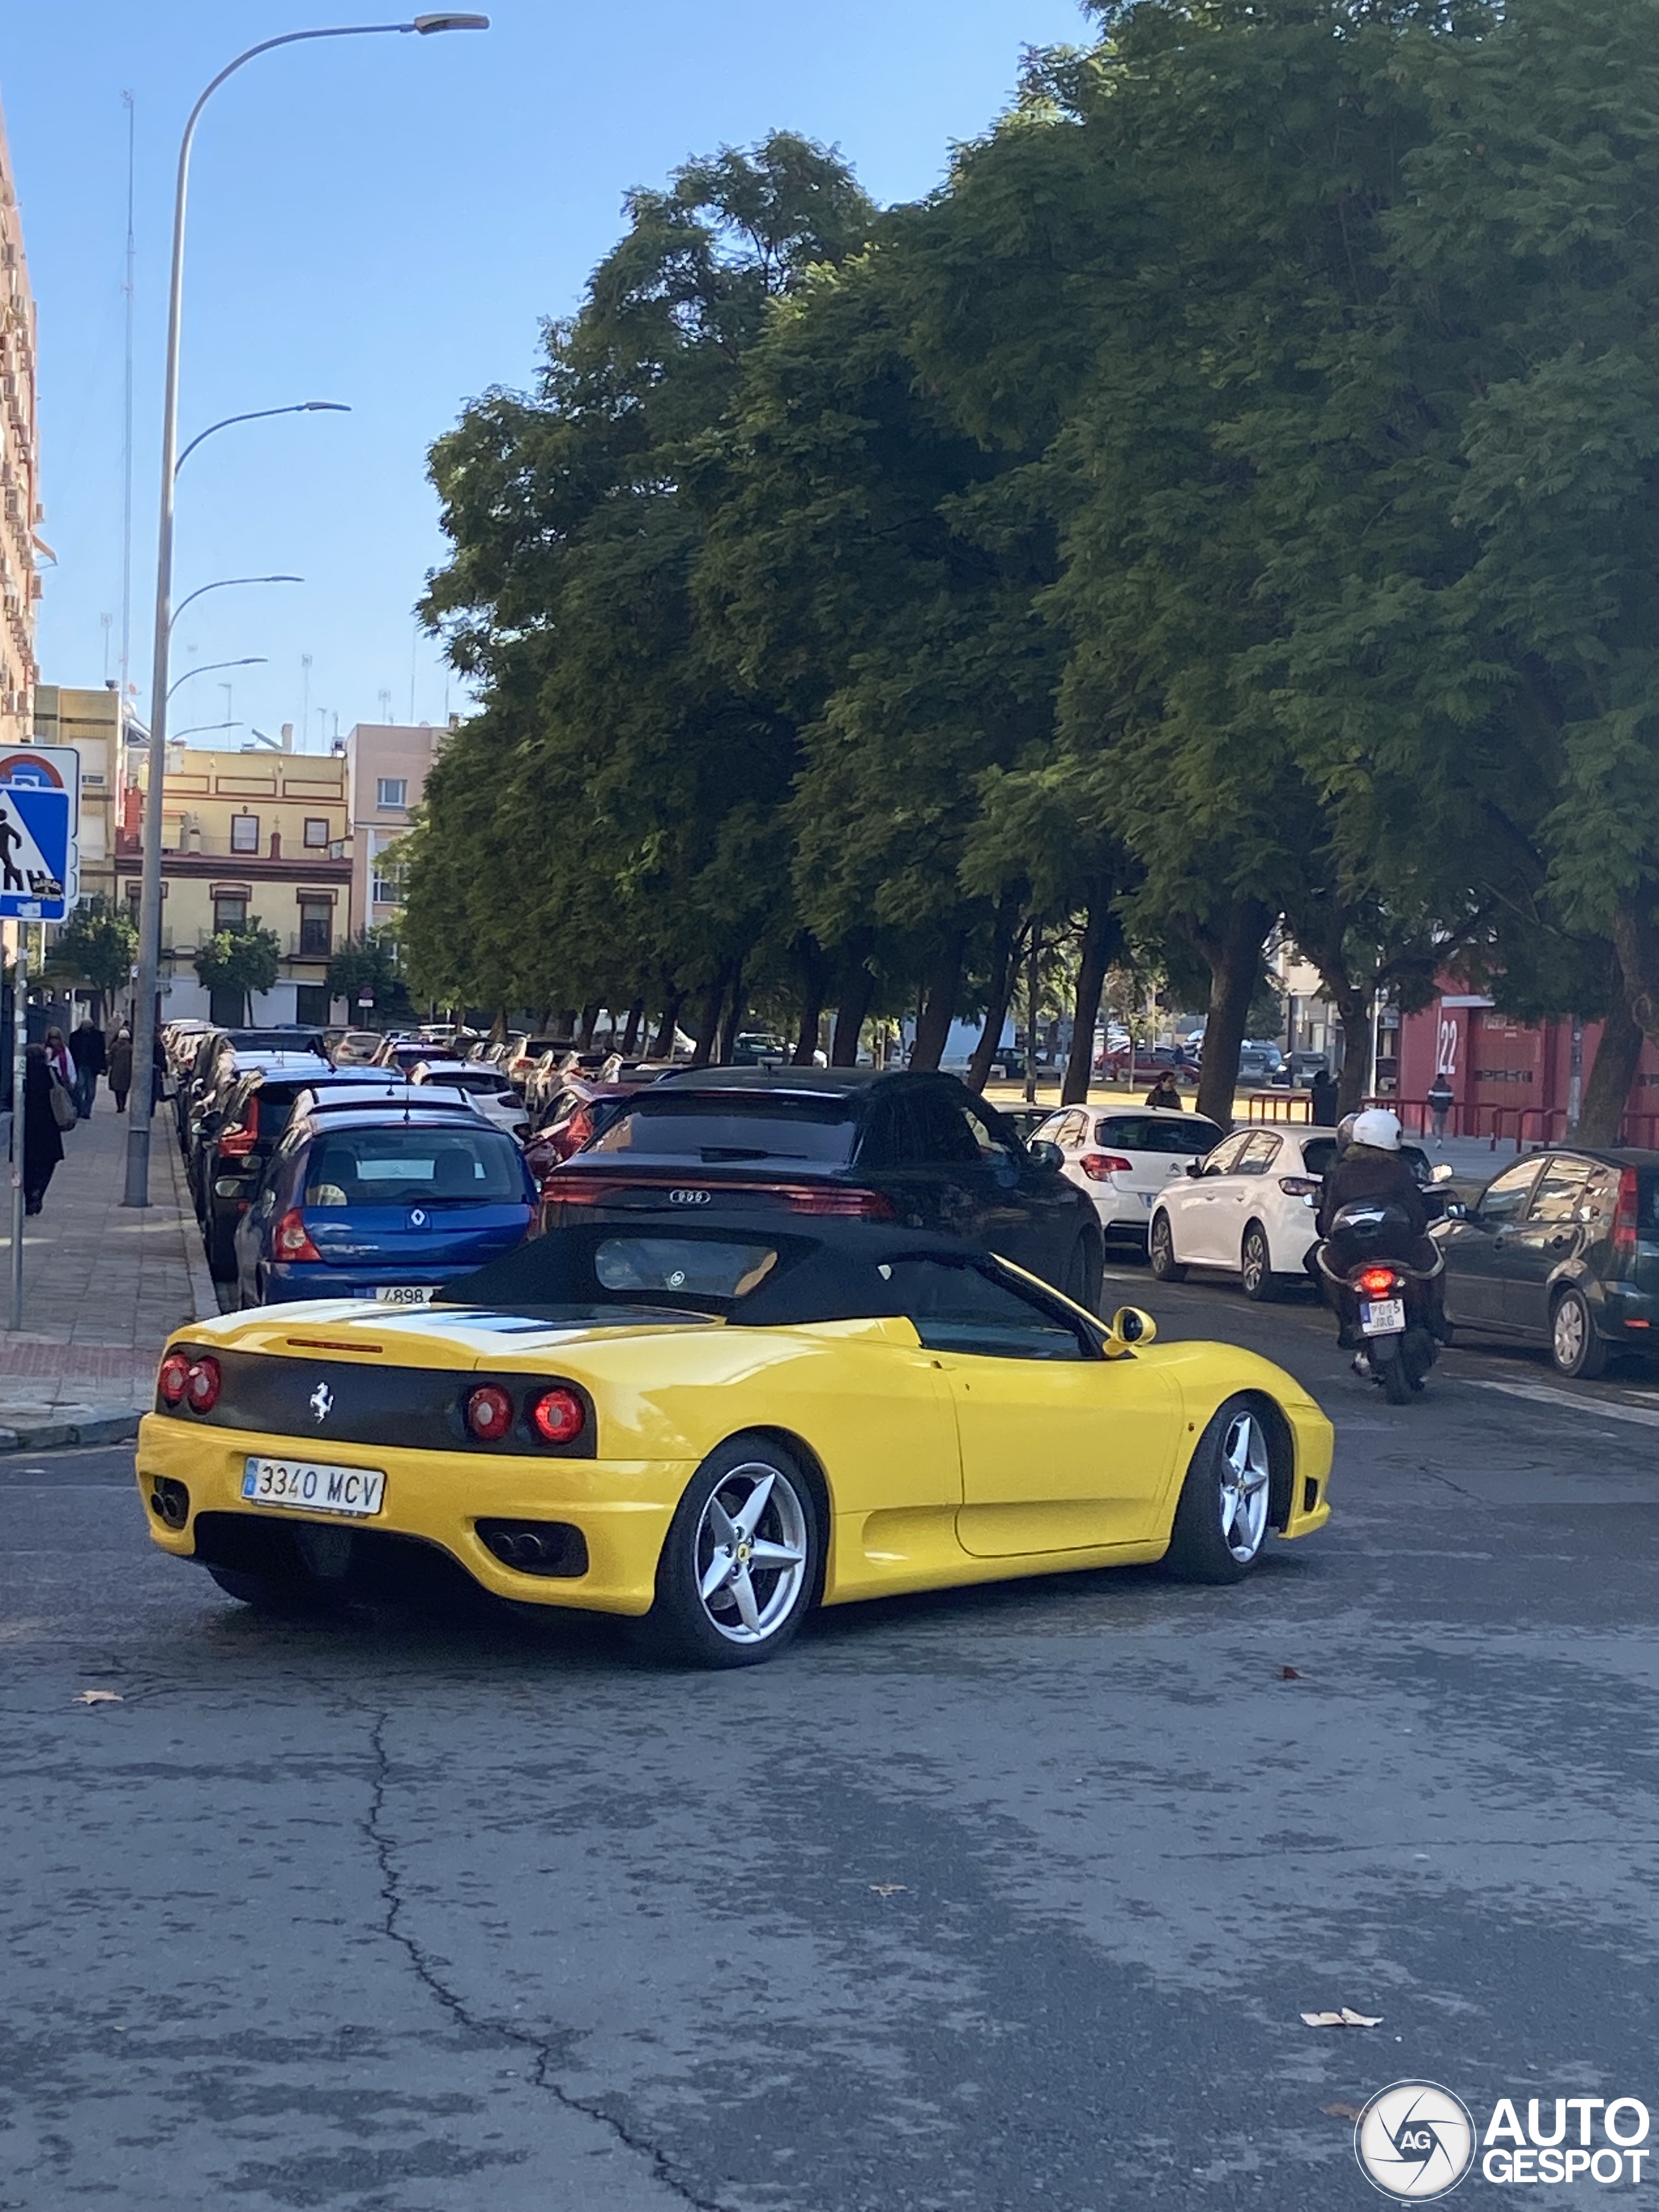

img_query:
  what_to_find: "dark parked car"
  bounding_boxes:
[177,1025,327,1143]
[1433,1147,1659,1378]
[233,1103,537,1307]
[193,1066,404,1279]
[539,1068,1103,1306]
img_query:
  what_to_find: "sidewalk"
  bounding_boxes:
[0,1093,214,1449]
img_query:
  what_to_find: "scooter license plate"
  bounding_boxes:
[1361,1298,1406,1335]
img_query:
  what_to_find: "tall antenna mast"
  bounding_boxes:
[118,91,136,731]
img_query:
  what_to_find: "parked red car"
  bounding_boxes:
[522,1078,656,1182]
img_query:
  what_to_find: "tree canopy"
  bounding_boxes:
[406,0,1658,1129]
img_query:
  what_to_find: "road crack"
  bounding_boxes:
[361,1708,733,2212]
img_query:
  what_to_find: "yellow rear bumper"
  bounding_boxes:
[135,1413,690,1614]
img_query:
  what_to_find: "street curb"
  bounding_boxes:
[164,1124,223,1324]
[0,1407,142,1452]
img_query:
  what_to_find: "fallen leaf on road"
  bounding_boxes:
[1300,2009,1383,2028]
[1280,1665,1304,1680]
[74,1690,123,1706]
[1323,2102,1364,2121]
[869,1884,909,1897]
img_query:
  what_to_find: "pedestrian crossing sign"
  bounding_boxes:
[0,746,78,922]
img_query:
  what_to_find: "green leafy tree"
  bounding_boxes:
[193,920,280,1025]
[326,929,410,1021]
[45,898,137,1022]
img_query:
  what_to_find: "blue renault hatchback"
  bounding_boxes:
[232,1103,537,1307]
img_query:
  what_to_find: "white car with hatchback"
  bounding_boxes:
[1034,1105,1226,1243]
[410,1059,530,1137]
[1149,1126,1341,1300]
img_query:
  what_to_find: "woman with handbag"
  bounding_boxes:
[22,1043,67,1215]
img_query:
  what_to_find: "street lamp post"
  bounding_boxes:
[122,11,491,1208]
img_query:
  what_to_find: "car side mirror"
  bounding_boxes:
[1443,1200,1468,1221]
[1186,1162,1204,1178]
[1104,1305,1158,1355]
[1026,1139,1064,1170]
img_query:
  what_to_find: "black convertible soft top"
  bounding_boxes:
[439,1214,1038,1328]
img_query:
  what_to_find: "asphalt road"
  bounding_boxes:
[5,1266,1658,2212]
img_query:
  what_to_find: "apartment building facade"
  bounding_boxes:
[115,741,351,1027]
[0,94,39,751]
[342,721,443,938]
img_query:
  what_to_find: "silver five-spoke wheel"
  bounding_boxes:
[1217,1410,1271,1563]
[694,1462,809,1645]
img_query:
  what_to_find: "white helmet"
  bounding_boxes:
[1351,1107,1402,1152]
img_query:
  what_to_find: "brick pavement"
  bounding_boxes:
[0,1088,211,1443]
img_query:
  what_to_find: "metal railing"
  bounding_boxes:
[1363,1098,1659,1153]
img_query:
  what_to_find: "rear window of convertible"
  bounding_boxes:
[585,1093,857,1166]
[594,1238,781,1298]
[302,1127,524,1206]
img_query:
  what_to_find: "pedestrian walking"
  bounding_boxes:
[42,1025,76,1105]
[22,1043,65,1214]
[152,1029,168,1112]
[69,1016,106,1118]
[1144,1068,1184,1110]
[1427,1070,1456,1146]
[1309,1066,1340,1127]
[108,1023,134,1114]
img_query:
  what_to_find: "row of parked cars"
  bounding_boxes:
[159,1018,1659,1383]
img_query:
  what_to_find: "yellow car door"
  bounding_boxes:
[886,1255,1181,1558]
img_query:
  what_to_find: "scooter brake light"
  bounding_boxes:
[1357,1266,1400,1298]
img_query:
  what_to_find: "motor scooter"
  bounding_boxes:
[1315,1199,1445,1405]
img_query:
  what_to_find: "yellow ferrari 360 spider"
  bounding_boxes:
[136,1217,1332,1666]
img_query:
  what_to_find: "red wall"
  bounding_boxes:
[1395,995,1659,1145]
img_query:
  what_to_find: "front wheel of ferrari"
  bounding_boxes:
[644,1435,820,1668]
[1163,1394,1274,1584]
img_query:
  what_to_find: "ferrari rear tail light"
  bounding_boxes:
[1615,1167,1640,1258]
[1080,1153,1133,1181]
[529,1387,585,1445]
[219,1098,259,1159]
[158,1351,192,1406]
[1357,1266,1400,1298]
[465,1384,514,1441]
[185,1356,221,1413]
[274,1208,322,1262]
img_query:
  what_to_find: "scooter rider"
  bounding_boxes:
[1316,1108,1451,1345]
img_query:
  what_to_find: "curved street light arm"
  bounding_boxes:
[175,402,349,477]
[166,656,268,701]
[170,576,302,633]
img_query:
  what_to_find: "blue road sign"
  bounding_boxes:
[0,782,71,920]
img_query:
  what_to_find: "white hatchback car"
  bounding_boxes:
[409,1059,529,1138]
[1035,1104,1226,1244]
[1148,1125,1346,1298]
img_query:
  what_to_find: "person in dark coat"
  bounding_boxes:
[1315,1107,1449,1345]
[69,1018,106,1118]
[1426,1071,1455,1145]
[1308,1066,1339,1127]
[22,1044,65,1214]
[1144,1068,1184,1110]
[107,1025,134,1113]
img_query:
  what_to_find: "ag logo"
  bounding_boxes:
[1355,2081,1476,2200]
[668,1188,711,1207]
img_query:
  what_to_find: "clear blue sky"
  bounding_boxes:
[5,2,1087,752]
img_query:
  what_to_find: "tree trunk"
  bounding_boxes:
[619,997,644,1056]
[688,974,723,1067]
[717,962,745,1065]
[649,986,683,1059]
[1062,891,1121,1105]
[1333,987,1373,1116]
[831,946,877,1066]
[965,903,1022,1094]
[909,933,965,1072]
[577,1001,600,1050]
[1193,899,1272,1127]
[791,936,831,1066]
[1579,986,1644,1145]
